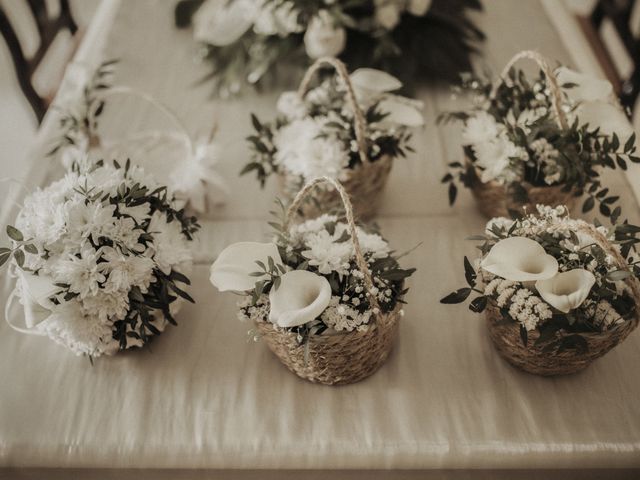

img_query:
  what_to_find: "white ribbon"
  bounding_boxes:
[4,271,58,336]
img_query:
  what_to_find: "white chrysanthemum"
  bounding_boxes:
[102,246,155,293]
[301,229,353,275]
[463,111,502,145]
[276,91,307,120]
[52,245,107,299]
[273,118,350,182]
[15,189,68,247]
[357,230,390,258]
[473,134,527,184]
[148,211,193,275]
[80,289,130,323]
[44,302,118,357]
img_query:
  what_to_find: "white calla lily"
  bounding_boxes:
[210,242,282,292]
[377,96,425,127]
[481,237,559,282]
[576,100,635,143]
[536,269,596,313]
[268,270,332,328]
[556,67,613,103]
[193,0,255,46]
[350,68,403,94]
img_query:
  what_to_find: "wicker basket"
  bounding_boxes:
[466,159,578,218]
[467,51,579,219]
[256,176,401,385]
[484,222,640,376]
[278,57,393,222]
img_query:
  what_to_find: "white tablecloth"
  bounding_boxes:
[1,0,640,478]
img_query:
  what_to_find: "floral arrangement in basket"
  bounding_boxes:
[209,177,415,385]
[174,0,484,95]
[439,50,638,219]
[1,160,200,358]
[48,60,226,213]
[440,205,640,376]
[244,57,422,220]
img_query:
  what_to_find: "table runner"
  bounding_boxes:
[1,0,640,475]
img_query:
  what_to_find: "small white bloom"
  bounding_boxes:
[375,0,402,29]
[148,211,192,275]
[193,0,255,46]
[276,91,307,120]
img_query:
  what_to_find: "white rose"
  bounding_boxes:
[303,11,346,59]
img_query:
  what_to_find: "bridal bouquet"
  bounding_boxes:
[209,177,415,385]
[49,61,226,214]
[244,57,422,219]
[175,0,484,95]
[440,50,638,219]
[441,205,640,375]
[2,160,199,358]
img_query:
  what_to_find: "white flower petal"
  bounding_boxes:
[193,0,255,46]
[481,237,559,282]
[303,11,346,59]
[210,242,282,292]
[377,96,424,127]
[268,270,332,328]
[349,68,403,93]
[536,269,596,313]
[556,67,613,103]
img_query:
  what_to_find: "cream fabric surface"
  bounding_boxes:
[1,0,640,476]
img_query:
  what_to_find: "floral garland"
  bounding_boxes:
[441,205,640,352]
[2,160,200,357]
[175,0,484,95]
[439,66,639,220]
[210,204,415,341]
[244,69,421,187]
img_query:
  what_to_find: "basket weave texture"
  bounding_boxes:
[484,221,640,376]
[468,50,577,219]
[467,160,578,219]
[278,57,392,221]
[256,176,401,385]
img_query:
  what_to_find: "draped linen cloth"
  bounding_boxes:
[1,0,640,478]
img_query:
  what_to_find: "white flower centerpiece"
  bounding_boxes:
[1,160,200,358]
[244,57,422,220]
[441,205,640,375]
[439,50,638,219]
[209,177,415,385]
[174,0,484,95]
[49,61,227,214]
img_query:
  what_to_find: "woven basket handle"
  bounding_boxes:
[297,57,369,165]
[284,176,381,312]
[490,50,568,130]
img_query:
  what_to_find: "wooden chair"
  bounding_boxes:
[0,0,79,123]
[577,0,640,113]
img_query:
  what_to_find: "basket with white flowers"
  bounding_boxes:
[244,57,422,220]
[441,205,640,376]
[209,176,415,385]
[174,0,483,96]
[440,50,638,220]
[2,160,199,358]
